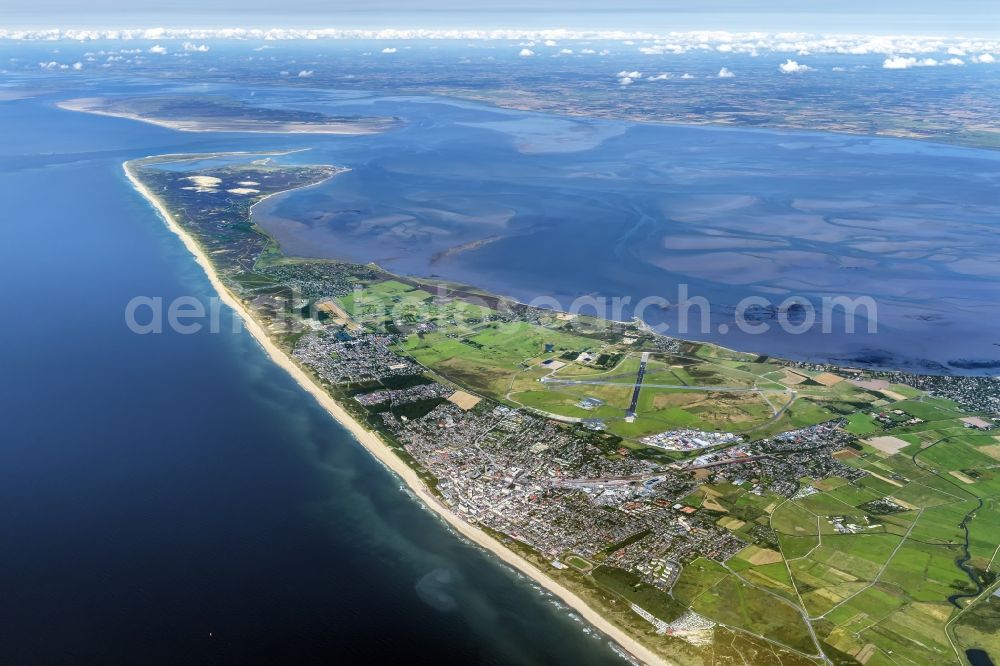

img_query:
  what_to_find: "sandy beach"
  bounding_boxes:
[123,159,670,666]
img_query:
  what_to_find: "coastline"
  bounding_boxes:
[60,100,389,135]
[122,159,671,666]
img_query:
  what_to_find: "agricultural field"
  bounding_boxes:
[327,277,1000,665]
[764,399,999,663]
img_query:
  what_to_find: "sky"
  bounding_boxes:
[1,0,997,35]
[2,0,995,10]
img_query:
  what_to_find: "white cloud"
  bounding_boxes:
[778,59,812,73]
[832,66,846,71]
[7,29,1000,81]
[559,48,573,54]
[883,55,962,69]
[647,73,671,80]
[616,70,642,85]
[297,69,313,77]
[381,47,397,54]
[883,56,917,69]
[71,61,82,70]
[717,67,735,78]
[0,28,996,62]
[681,72,694,79]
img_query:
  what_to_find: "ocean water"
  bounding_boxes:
[0,95,627,663]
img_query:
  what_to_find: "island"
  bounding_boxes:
[125,152,1000,666]
[62,95,401,134]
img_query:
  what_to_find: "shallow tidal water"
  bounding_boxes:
[252,91,1000,374]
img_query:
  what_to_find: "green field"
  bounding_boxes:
[591,565,686,622]
[335,278,1000,665]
